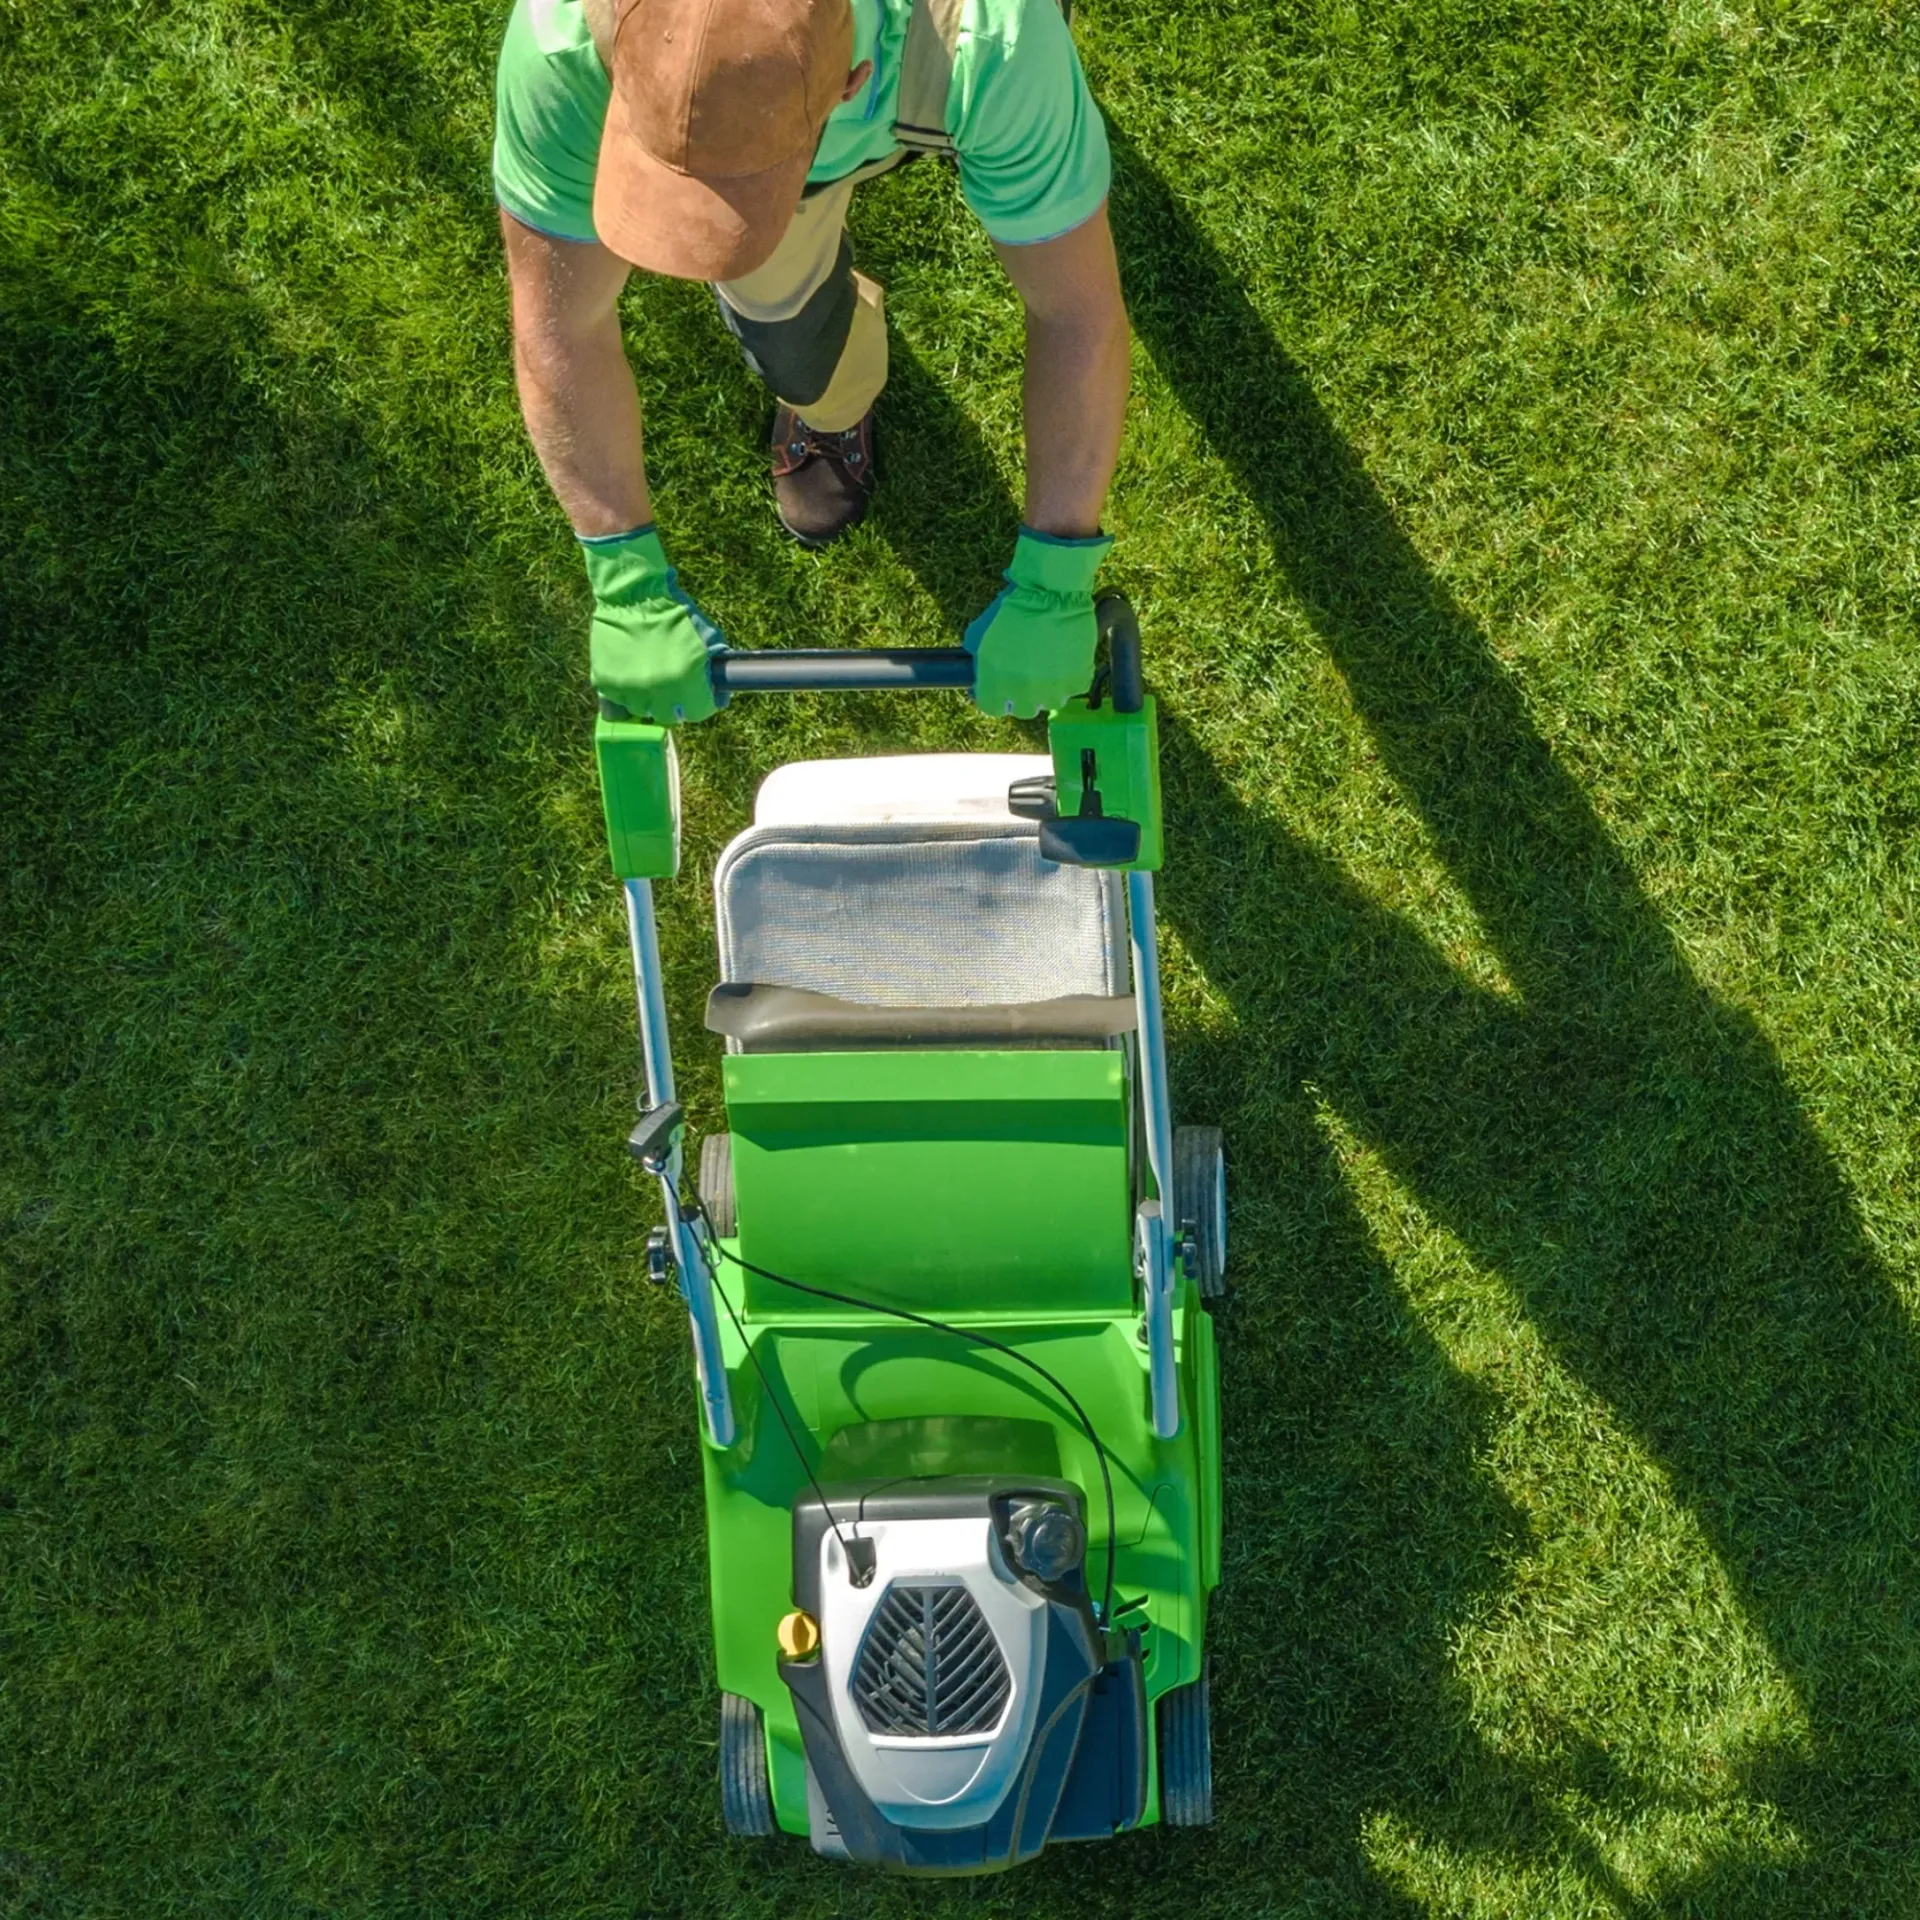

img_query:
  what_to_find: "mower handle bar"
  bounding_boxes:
[714,647,973,693]
[707,591,1144,710]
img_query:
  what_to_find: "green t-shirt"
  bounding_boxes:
[492,0,1110,254]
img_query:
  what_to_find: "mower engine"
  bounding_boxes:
[780,1477,1147,1873]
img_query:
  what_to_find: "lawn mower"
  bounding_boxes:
[594,594,1224,1873]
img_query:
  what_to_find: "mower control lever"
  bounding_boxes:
[1039,748,1142,867]
[627,1099,685,1175]
[1095,592,1145,714]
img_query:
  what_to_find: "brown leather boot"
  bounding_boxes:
[770,407,877,548]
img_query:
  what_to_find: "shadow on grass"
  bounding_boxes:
[865,326,1023,633]
[0,157,761,1916]
[1101,127,1920,1912]
[0,193,1509,1918]
[5,38,1916,1913]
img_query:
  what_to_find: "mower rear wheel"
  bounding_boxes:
[1157,1661,1214,1826]
[699,1132,736,1239]
[1173,1126,1227,1298]
[719,1691,774,1836]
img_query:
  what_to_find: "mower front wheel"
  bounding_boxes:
[1157,1661,1214,1826]
[699,1131,736,1239]
[719,1691,774,1836]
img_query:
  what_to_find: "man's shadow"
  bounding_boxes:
[867,133,1920,1912]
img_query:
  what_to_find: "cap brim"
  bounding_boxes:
[594,120,810,281]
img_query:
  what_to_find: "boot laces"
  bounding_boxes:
[778,416,866,474]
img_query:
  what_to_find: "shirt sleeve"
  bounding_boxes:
[951,0,1112,247]
[492,0,610,245]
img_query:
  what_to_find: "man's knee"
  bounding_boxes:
[716,238,856,408]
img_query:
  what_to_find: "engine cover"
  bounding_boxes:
[781,1476,1146,1874]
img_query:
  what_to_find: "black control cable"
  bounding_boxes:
[691,1199,1120,1630]
[698,1222,871,1582]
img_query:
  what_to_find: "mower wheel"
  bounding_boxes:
[699,1132,736,1239]
[1173,1126,1227,1298]
[1157,1661,1214,1826]
[719,1691,775,1836]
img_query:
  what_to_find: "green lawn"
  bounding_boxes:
[5,0,1919,1913]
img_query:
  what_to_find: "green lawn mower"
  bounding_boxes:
[595,595,1224,1874]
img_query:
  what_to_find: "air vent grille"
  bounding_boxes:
[850,1583,1011,1738]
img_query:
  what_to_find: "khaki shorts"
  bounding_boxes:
[712,152,907,434]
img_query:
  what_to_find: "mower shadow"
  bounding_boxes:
[1095,130,1920,1912]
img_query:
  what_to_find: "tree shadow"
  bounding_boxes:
[1107,127,1920,1912]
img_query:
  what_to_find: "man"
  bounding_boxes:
[493,0,1130,724]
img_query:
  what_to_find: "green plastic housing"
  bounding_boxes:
[595,717,681,880]
[725,1050,1131,1315]
[1047,695,1164,871]
[694,1045,1222,1838]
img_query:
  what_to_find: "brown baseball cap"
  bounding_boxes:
[594,0,853,281]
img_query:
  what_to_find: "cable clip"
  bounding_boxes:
[845,1537,877,1588]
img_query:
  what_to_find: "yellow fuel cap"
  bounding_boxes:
[777,1609,821,1660]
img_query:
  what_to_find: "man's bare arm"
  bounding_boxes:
[993,202,1131,539]
[501,211,651,536]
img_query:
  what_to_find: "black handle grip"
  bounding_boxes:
[707,594,1142,702]
[1096,592,1144,714]
[710,647,975,694]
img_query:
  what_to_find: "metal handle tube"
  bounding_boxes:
[712,648,975,694]
[1127,869,1181,1439]
[624,878,736,1449]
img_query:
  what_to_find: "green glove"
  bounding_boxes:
[580,524,724,726]
[963,527,1114,719]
